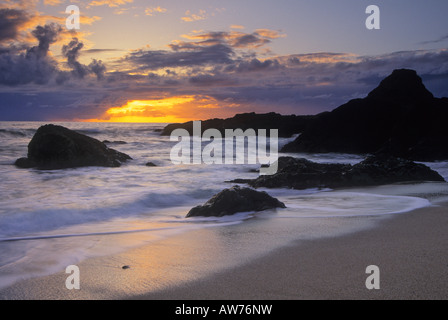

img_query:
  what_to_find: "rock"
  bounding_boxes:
[246,157,352,190]
[160,112,316,138]
[103,140,127,145]
[122,265,131,270]
[281,69,448,161]
[186,185,286,218]
[15,124,132,170]
[14,157,37,169]
[238,155,445,190]
[145,162,157,167]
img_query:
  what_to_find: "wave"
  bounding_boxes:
[0,128,36,138]
[0,226,179,242]
[0,188,220,238]
[280,192,431,218]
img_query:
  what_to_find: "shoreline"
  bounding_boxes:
[133,202,448,300]
[0,200,447,300]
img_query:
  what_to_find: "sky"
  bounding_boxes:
[1,0,448,122]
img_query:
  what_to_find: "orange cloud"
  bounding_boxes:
[87,0,133,8]
[43,0,63,5]
[181,9,207,22]
[145,6,167,16]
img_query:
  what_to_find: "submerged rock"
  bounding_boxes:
[238,154,445,190]
[15,124,132,170]
[103,140,127,145]
[145,162,157,167]
[186,185,286,218]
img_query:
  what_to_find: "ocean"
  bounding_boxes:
[1,121,448,295]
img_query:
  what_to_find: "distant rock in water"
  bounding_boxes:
[15,124,132,170]
[186,185,286,218]
[160,112,316,138]
[281,69,448,161]
[145,162,157,167]
[103,140,127,145]
[235,155,445,190]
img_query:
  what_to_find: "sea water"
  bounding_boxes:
[1,121,448,293]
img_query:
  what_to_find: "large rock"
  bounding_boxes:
[237,155,445,190]
[15,124,132,169]
[281,69,448,161]
[186,185,286,218]
[160,112,316,138]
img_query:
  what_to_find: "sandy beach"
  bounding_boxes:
[134,202,448,300]
[1,199,447,300]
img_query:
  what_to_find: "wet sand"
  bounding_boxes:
[134,202,448,300]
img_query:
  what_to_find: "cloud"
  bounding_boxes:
[181,9,207,22]
[145,6,167,16]
[2,15,448,122]
[188,74,237,87]
[181,29,285,49]
[0,8,30,42]
[0,23,63,86]
[62,37,89,78]
[87,0,133,8]
[62,37,107,80]
[30,23,62,56]
[420,34,448,45]
[224,58,280,73]
[43,0,63,5]
[88,59,106,80]
[124,43,235,71]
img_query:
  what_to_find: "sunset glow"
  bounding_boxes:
[1,1,448,121]
[84,95,237,123]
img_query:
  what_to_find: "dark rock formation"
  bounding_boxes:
[103,140,127,145]
[15,124,132,170]
[145,162,157,167]
[161,112,316,138]
[281,69,448,161]
[234,155,444,190]
[186,185,286,218]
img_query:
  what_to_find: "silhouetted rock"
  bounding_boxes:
[145,162,157,167]
[186,185,286,218]
[103,140,127,145]
[15,124,132,170]
[282,69,448,161]
[237,155,444,190]
[161,112,316,138]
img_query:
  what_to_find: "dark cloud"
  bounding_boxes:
[125,43,235,71]
[0,8,30,42]
[60,38,108,81]
[189,74,237,87]
[224,58,280,73]
[88,59,106,80]
[62,37,89,79]
[124,30,284,72]
[0,23,107,87]
[420,34,448,45]
[0,23,61,86]
[230,33,270,48]
[29,24,62,56]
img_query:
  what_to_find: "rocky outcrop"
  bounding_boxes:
[234,155,445,190]
[15,124,132,170]
[160,112,316,138]
[281,69,448,161]
[186,185,286,218]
